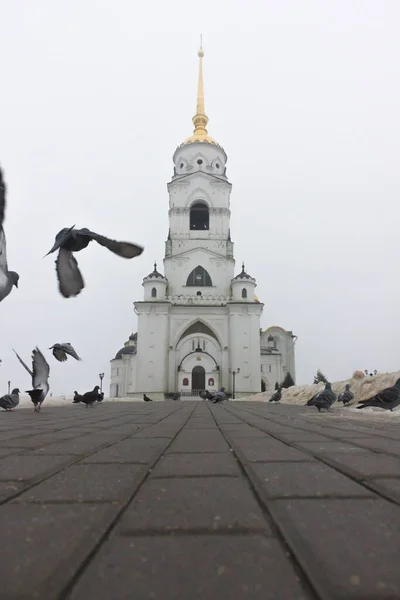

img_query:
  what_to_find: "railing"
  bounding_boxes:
[180,389,205,397]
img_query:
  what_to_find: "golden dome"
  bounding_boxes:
[183,45,221,147]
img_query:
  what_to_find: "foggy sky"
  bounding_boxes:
[1,0,399,395]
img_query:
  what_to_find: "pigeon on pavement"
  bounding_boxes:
[143,394,153,402]
[49,343,81,362]
[0,388,20,411]
[357,378,400,411]
[73,391,83,403]
[269,387,282,403]
[338,384,354,406]
[45,226,144,298]
[80,385,102,407]
[307,382,337,412]
[13,347,50,412]
[0,166,19,303]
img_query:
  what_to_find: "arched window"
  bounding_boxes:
[190,202,209,230]
[186,266,212,287]
[241,288,247,299]
[182,377,189,386]
[151,287,157,298]
[261,379,266,392]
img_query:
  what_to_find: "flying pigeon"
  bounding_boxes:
[80,385,102,407]
[49,343,81,362]
[0,166,19,303]
[13,347,50,412]
[45,226,144,298]
[269,387,282,403]
[307,382,337,412]
[338,384,354,406]
[0,388,20,411]
[356,378,400,411]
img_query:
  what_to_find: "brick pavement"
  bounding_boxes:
[1,400,400,599]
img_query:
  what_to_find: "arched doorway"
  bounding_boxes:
[261,379,266,392]
[192,366,205,391]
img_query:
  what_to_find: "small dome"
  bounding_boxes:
[115,346,137,360]
[233,262,254,280]
[144,262,165,280]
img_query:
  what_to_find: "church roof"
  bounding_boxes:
[181,46,223,150]
[114,346,137,360]
[233,263,254,281]
[144,262,165,280]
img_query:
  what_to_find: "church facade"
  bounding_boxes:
[109,47,297,400]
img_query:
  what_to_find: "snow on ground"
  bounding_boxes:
[240,370,400,418]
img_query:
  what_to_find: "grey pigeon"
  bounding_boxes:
[0,388,20,411]
[0,166,19,303]
[73,390,83,403]
[307,382,337,412]
[212,387,228,404]
[13,347,50,412]
[338,383,354,405]
[357,378,400,411]
[49,342,81,362]
[143,394,153,402]
[80,385,102,407]
[269,387,282,403]
[45,226,144,298]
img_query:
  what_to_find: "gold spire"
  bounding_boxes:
[183,41,219,146]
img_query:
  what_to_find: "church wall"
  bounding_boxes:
[260,355,283,391]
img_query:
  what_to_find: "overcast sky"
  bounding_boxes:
[1,0,399,395]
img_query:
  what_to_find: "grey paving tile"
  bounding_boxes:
[277,433,335,442]
[0,455,75,481]
[250,461,375,498]
[118,477,270,533]
[81,438,170,464]
[151,453,241,477]
[68,535,310,600]
[273,498,400,599]
[232,438,313,462]
[14,464,145,503]
[293,441,370,454]
[167,432,230,453]
[0,503,119,599]
[342,437,400,454]
[0,480,24,500]
[324,452,400,479]
[367,478,400,502]
[32,434,124,455]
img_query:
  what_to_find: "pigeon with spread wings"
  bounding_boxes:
[49,342,81,362]
[45,226,143,298]
[13,347,50,412]
[0,166,19,303]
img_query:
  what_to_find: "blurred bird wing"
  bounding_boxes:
[55,248,84,298]
[0,227,8,271]
[13,349,33,379]
[0,166,6,231]
[53,346,67,361]
[32,347,50,388]
[84,229,144,259]
[62,343,81,360]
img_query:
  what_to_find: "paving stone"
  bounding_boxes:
[0,455,75,481]
[151,453,241,477]
[277,432,335,442]
[250,461,375,498]
[324,452,400,479]
[221,427,270,438]
[15,464,146,503]
[273,498,400,599]
[231,438,313,462]
[33,434,124,455]
[68,535,310,600]
[0,447,25,457]
[342,437,400,454]
[118,477,270,533]
[0,503,119,599]
[81,438,170,464]
[293,441,370,454]
[0,481,24,500]
[367,478,400,502]
[167,432,230,453]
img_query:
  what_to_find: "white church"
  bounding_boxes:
[109,47,297,400]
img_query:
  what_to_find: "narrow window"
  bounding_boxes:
[151,287,157,298]
[242,288,247,299]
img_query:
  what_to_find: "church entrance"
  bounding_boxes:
[192,366,206,391]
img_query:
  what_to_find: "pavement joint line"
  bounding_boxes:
[56,404,198,600]
[0,408,192,507]
[207,403,321,600]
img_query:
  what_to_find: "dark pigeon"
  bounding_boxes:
[45,226,144,298]
[0,166,19,303]
[212,387,228,404]
[269,387,282,403]
[49,343,81,362]
[307,382,337,412]
[338,384,354,406]
[80,385,102,407]
[0,388,20,411]
[357,378,400,411]
[143,394,153,402]
[13,347,50,412]
[73,390,83,403]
